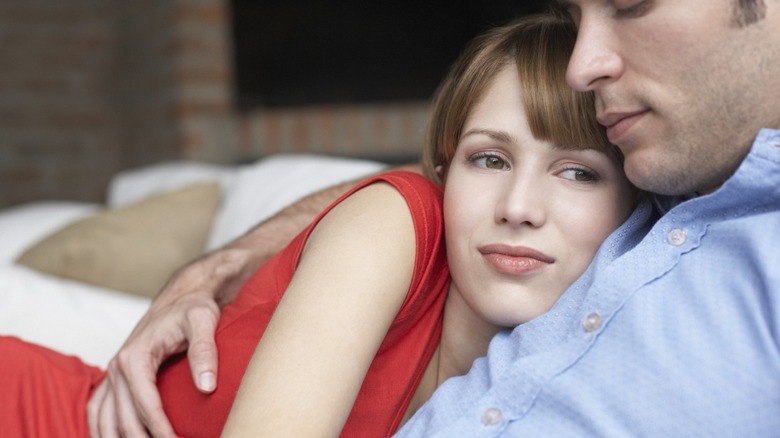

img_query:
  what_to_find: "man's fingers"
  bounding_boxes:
[96,385,120,438]
[106,363,151,438]
[87,379,109,438]
[185,305,220,393]
[90,265,224,436]
[115,348,178,438]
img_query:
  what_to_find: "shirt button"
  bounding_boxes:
[482,407,503,426]
[667,228,687,246]
[583,312,602,333]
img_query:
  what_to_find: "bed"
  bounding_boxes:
[0,154,387,367]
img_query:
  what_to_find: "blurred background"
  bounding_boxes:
[0,0,546,209]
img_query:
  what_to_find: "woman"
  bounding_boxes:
[1,13,636,437]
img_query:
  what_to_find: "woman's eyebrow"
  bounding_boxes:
[461,128,514,143]
[462,129,590,153]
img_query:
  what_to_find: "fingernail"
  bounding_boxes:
[199,372,216,392]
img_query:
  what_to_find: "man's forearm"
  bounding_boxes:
[223,164,423,265]
[215,180,360,304]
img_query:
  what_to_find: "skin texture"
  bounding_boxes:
[563,0,780,195]
[443,66,634,328]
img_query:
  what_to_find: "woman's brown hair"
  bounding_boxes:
[422,13,616,184]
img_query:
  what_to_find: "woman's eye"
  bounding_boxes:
[560,167,599,182]
[470,153,509,170]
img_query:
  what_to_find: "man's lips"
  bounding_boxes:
[478,244,554,276]
[598,110,649,144]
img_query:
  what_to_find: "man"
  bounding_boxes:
[89,1,780,436]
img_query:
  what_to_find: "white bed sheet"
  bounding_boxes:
[0,263,150,367]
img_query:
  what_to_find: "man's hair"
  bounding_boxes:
[733,0,766,27]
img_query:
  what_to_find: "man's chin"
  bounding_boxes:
[623,158,694,196]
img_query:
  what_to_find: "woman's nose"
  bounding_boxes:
[494,177,547,228]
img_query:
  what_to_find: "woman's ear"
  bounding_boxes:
[435,164,448,184]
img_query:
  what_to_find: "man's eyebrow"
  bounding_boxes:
[546,0,574,16]
[551,0,577,12]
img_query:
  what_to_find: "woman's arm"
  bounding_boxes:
[88,165,423,438]
[87,178,368,438]
[221,182,417,437]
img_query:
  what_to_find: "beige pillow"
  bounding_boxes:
[16,182,221,298]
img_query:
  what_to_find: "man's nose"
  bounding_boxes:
[566,18,624,91]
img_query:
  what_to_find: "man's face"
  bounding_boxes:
[561,0,780,195]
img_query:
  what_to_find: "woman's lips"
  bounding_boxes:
[478,244,554,276]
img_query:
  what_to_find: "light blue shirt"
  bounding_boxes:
[397,129,780,437]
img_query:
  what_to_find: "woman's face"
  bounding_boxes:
[444,65,635,328]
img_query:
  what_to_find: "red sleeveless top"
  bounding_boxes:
[157,171,450,437]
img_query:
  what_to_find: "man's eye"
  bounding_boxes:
[565,5,581,25]
[470,153,509,170]
[614,0,651,18]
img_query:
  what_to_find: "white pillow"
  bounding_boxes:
[108,160,233,208]
[0,264,151,367]
[0,201,99,263]
[206,154,387,250]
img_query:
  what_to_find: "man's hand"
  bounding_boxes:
[87,249,250,437]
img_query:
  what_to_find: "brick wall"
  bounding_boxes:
[0,0,122,207]
[235,103,428,163]
[0,0,428,209]
[116,0,182,168]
